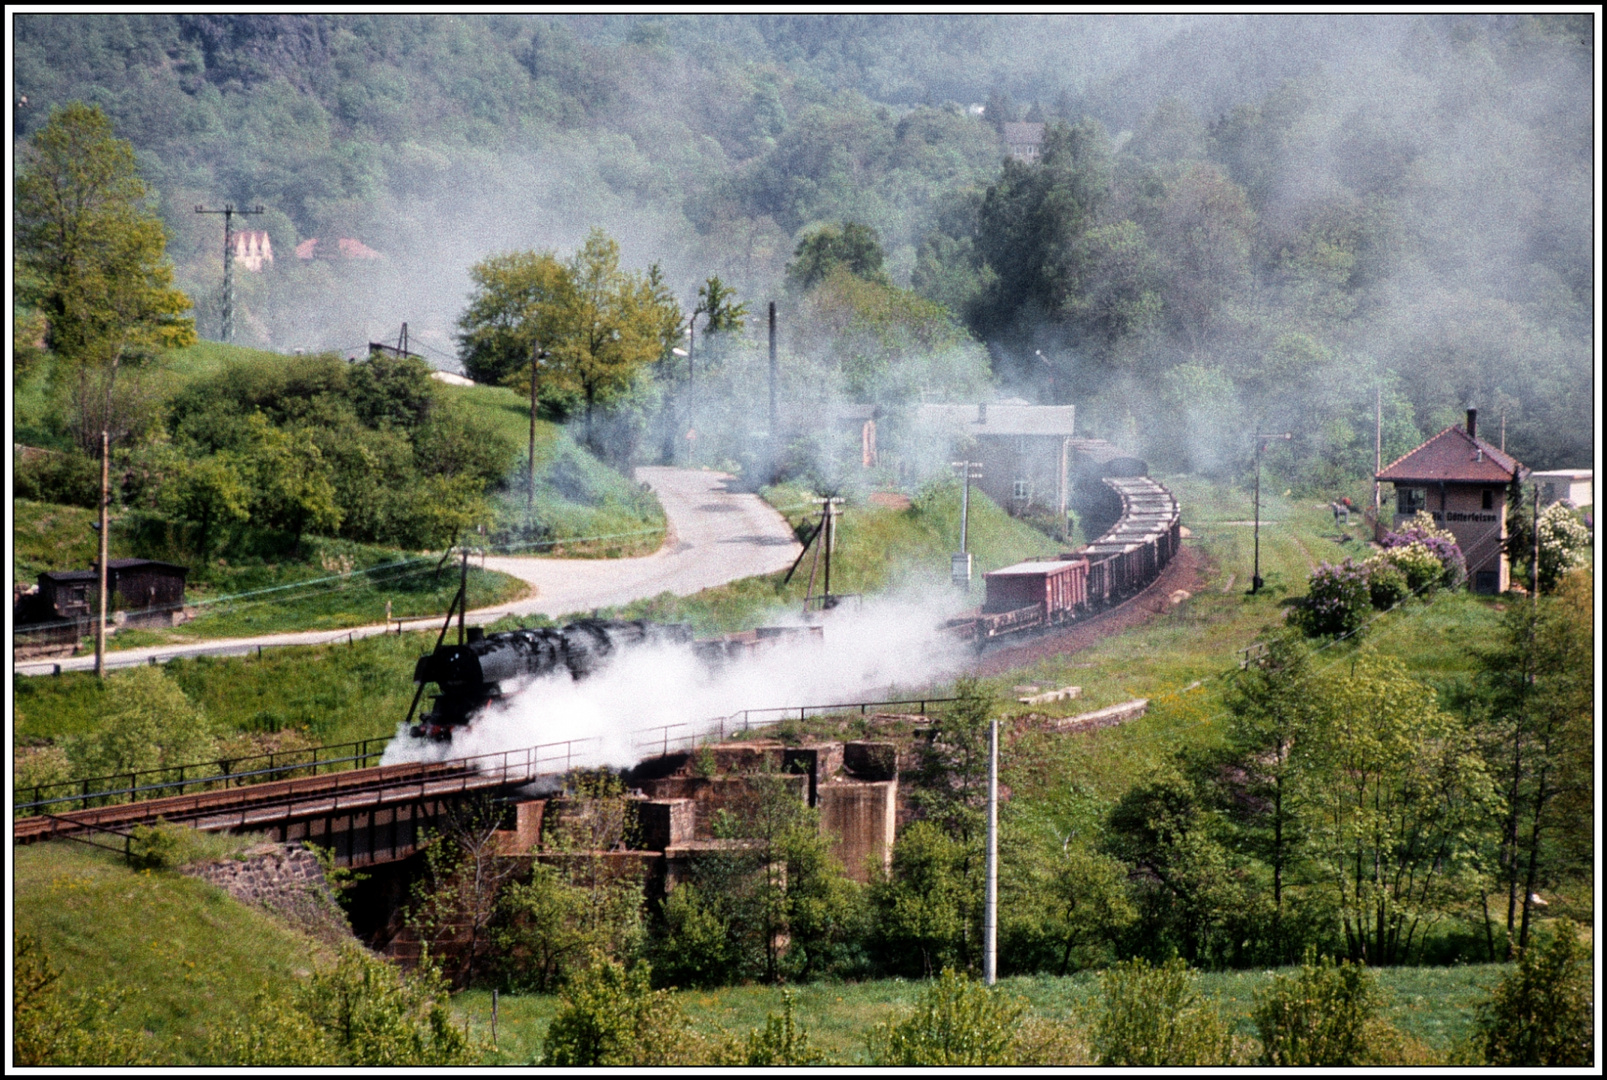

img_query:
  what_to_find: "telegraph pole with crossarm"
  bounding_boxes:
[194,203,265,342]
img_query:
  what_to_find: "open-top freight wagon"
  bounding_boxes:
[959,473,1181,643]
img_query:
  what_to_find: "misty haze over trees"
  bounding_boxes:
[13,13,1593,483]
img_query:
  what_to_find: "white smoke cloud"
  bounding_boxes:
[380,592,971,776]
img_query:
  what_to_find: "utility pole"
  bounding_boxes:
[1529,485,1542,604]
[1251,429,1293,594]
[95,429,109,680]
[820,497,841,609]
[768,301,778,437]
[459,544,469,645]
[951,461,982,589]
[983,716,999,986]
[194,203,265,343]
[527,342,549,520]
[1374,384,1382,518]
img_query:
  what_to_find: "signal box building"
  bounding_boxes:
[1375,409,1526,594]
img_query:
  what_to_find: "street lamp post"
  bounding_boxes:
[1251,429,1293,594]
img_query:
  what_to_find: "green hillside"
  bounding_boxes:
[13,841,338,1065]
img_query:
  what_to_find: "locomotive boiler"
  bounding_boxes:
[408,619,823,741]
[410,619,693,740]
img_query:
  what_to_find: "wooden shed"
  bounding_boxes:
[35,559,189,622]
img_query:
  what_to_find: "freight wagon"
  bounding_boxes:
[960,473,1181,642]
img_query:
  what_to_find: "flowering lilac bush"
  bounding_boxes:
[1293,558,1372,637]
[1362,555,1410,610]
[1381,512,1466,590]
[1380,541,1444,594]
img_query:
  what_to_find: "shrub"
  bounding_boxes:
[1382,511,1466,589]
[1474,920,1594,1066]
[13,744,73,807]
[1381,541,1445,594]
[1293,559,1371,637]
[1253,950,1386,1065]
[542,954,693,1066]
[1534,502,1591,592]
[15,450,101,508]
[211,947,480,1066]
[13,934,153,1066]
[646,881,738,989]
[867,968,1028,1066]
[127,819,190,870]
[1362,556,1410,610]
[1089,957,1237,1066]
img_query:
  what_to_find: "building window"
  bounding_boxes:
[1013,478,1031,501]
[1482,489,1494,510]
[1397,487,1426,515]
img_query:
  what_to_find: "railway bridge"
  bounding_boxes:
[12,740,591,868]
[12,696,954,869]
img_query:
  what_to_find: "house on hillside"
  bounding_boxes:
[1375,409,1526,594]
[1528,469,1593,508]
[295,237,383,261]
[915,401,1125,532]
[231,229,273,272]
[1003,121,1045,162]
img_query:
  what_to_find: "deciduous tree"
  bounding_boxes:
[15,102,195,454]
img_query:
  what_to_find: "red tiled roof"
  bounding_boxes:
[1376,425,1526,484]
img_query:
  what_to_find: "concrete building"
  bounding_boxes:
[1528,469,1593,508]
[1376,409,1526,594]
[919,401,1079,524]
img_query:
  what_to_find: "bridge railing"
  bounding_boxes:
[631,696,959,757]
[15,736,608,835]
[17,694,960,820]
[13,736,395,817]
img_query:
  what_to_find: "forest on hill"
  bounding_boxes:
[13,13,1594,488]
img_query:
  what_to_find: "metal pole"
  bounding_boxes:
[1374,384,1382,517]
[194,204,264,343]
[961,461,971,553]
[984,717,998,986]
[459,546,468,645]
[768,301,778,436]
[1252,438,1262,594]
[95,429,109,679]
[1531,485,1540,603]
[528,343,540,520]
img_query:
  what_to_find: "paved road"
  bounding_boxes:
[16,468,801,677]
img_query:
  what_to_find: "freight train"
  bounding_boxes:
[953,471,1182,644]
[408,619,821,740]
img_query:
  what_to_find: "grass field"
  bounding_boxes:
[443,381,666,557]
[449,962,1510,1064]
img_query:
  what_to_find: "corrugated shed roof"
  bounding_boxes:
[1377,425,1526,484]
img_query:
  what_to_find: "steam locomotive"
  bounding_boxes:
[409,619,823,741]
[409,619,693,740]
